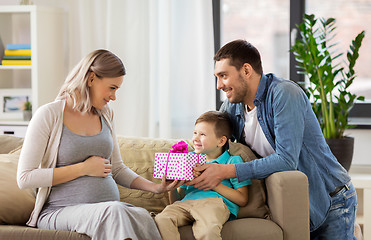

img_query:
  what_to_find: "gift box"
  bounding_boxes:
[153,152,206,180]
[153,141,206,180]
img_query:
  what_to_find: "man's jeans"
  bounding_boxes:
[311,182,358,240]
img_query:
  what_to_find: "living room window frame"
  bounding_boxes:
[213,0,371,129]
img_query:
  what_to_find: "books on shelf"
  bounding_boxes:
[1,60,31,65]
[6,44,31,50]
[1,42,31,66]
[4,49,31,56]
[2,55,31,60]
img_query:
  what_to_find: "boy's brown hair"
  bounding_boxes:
[195,111,233,143]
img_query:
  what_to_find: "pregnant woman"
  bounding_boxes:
[17,49,182,240]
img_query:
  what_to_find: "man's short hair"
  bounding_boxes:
[214,39,263,75]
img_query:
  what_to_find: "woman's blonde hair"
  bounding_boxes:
[56,49,125,113]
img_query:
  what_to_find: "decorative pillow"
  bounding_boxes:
[116,136,194,214]
[0,135,24,154]
[0,154,35,225]
[9,145,23,155]
[228,141,271,219]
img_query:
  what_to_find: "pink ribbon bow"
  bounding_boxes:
[164,141,189,178]
[169,140,189,153]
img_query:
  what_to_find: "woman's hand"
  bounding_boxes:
[83,156,112,177]
[52,156,111,185]
[155,175,185,193]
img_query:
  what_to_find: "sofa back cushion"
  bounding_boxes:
[116,136,194,214]
[0,154,35,225]
[228,141,271,219]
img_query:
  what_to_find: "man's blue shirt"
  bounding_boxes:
[180,151,251,219]
[220,73,350,231]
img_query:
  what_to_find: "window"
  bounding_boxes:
[306,0,371,127]
[215,0,290,109]
[214,0,371,126]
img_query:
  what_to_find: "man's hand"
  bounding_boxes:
[186,163,236,190]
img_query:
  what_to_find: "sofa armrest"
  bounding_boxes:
[265,170,309,240]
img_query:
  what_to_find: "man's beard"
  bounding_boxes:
[229,74,248,103]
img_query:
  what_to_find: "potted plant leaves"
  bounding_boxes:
[290,14,365,171]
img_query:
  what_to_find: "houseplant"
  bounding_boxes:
[23,100,32,121]
[290,14,365,170]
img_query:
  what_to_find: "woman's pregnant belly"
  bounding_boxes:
[46,175,120,208]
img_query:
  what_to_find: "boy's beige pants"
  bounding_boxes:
[155,197,230,240]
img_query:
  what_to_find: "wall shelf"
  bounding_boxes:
[0,5,65,137]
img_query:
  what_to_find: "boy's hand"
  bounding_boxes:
[192,164,203,178]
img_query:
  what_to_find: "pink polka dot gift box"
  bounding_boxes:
[153,141,206,181]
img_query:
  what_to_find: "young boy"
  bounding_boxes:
[155,111,251,240]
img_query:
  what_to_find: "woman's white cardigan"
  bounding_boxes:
[17,100,139,227]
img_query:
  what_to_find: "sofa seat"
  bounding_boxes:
[179,218,283,240]
[0,219,282,240]
[0,225,90,240]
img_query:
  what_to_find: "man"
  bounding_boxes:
[188,39,357,239]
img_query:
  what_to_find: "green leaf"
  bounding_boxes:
[290,13,365,138]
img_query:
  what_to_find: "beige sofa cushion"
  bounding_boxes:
[228,141,271,219]
[116,136,194,214]
[0,154,35,225]
[0,135,24,154]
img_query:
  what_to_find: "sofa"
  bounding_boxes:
[0,134,310,240]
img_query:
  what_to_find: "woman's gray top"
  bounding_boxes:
[41,117,120,212]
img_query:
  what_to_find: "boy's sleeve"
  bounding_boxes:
[228,156,252,188]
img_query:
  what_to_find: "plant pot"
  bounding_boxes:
[326,137,354,171]
[23,110,32,121]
